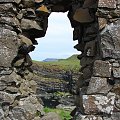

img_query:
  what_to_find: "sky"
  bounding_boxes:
[30,12,80,61]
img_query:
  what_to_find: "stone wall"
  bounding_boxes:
[0,0,45,119]
[0,0,120,120]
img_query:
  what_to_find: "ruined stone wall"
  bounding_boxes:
[72,0,120,120]
[0,0,45,119]
[0,0,120,120]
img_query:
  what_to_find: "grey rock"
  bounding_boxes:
[0,17,20,28]
[93,60,111,77]
[19,95,44,119]
[0,91,18,104]
[6,87,18,94]
[22,0,35,8]
[0,108,4,119]
[103,112,120,120]
[0,0,21,4]
[100,20,120,59]
[21,18,45,38]
[113,67,120,78]
[0,3,17,16]
[0,81,7,91]
[0,28,18,67]
[87,77,112,94]
[0,67,13,75]
[41,112,61,120]
[98,0,117,8]
[73,113,103,120]
[84,40,96,57]
[11,107,26,120]
[83,92,116,114]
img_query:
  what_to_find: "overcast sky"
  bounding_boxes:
[30,12,79,61]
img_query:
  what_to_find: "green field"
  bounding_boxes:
[44,107,72,120]
[33,54,80,72]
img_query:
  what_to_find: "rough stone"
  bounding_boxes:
[84,40,96,57]
[22,0,35,8]
[0,3,17,17]
[0,91,18,104]
[41,112,61,120]
[73,8,94,23]
[98,0,117,8]
[113,67,120,78]
[0,17,20,28]
[6,87,18,94]
[103,112,120,120]
[0,0,21,4]
[21,18,45,38]
[0,29,18,67]
[19,95,44,119]
[87,77,112,94]
[98,18,107,30]
[83,92,116,114]
[74,113,103,120]
[20,79,37,96]
[100,20,120,59]
[93,60,111,77]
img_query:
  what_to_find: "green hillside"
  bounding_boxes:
[33,54,80,72]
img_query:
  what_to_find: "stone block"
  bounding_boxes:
[19,95,44,119]
[0,81,7,91]
[98,18,107,30]
[113,67,120,78]
[83,0,98,8]
[83,92,116,114]
[41,112,61,120]
[114,95,120,111]
[22,0,35,8]
[82,66,92,80]
[100,20,120,59]
[21,18,45,38]
[80,57,95,68]
[73,8,94,23]
[84,40,96,57]
[0,0,21,4]
[103,112,120,120]
[6,87,18,94]
[0,28,18,67]
[10,107,26,120]
[0,3,17,16]
[0,91,18,104]
[98,0,117,8]
[35,0,43,4]
[93,60,111,77]
[87,77,112,94]
[20,79,37,96]
[74,113,103,120]
[0,17,20,27]
[36,5,51,16]
[111,84,120,95]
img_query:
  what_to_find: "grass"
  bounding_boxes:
[33,54,80,72]
[44,107,72,120]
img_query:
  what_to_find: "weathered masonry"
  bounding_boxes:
[0,0,120,120]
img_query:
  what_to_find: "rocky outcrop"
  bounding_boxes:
[0,0,120,120]
[32,62,79,93]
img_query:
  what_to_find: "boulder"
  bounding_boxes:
[41,112,61,120]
